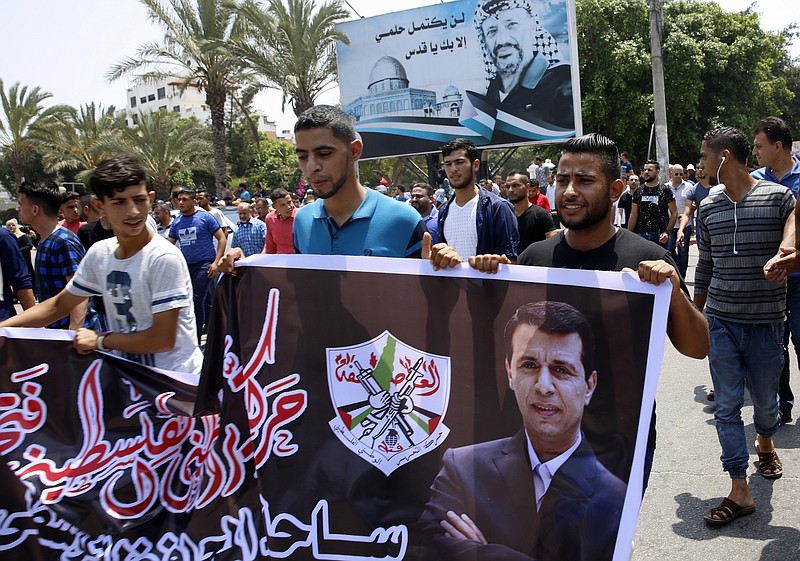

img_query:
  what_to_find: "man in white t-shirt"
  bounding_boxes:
[429,138,518,269]
[668,164,691,277]
[197,189,232,235]
[153,201,173,238]
[0,155,203,376]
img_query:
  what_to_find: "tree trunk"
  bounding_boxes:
[153,179,170,202]
[292,97,314,117]
[207,87,228,191]
[10,152,26,194]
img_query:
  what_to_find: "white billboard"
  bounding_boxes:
[336,0,582,159]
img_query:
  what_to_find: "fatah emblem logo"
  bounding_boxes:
[327,331,451,475]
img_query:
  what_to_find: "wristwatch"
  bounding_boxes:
[96,332,111,351]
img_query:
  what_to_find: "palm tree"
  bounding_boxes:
[234,0,350,116]
[38,102,127,183]
[107,0,241,190]
[112,110,213,200]
[0,80,65,191]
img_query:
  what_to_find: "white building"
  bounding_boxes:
[252,109,278,139]
[123,77,279,138]
[124,78,209,126]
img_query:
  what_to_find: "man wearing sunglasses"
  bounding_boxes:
[669,164,691,278]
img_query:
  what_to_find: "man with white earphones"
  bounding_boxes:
[694,126,795,526]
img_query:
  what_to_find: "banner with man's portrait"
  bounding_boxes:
[0,256,667,560]
[336,0,583,159]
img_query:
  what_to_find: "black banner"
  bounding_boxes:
[0,256,669,560]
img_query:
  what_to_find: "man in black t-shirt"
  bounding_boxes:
[627,160,677,249]
[466,133,709,492]
[506,170,556,254]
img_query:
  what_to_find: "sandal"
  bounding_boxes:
[755,441,783,479]
[704,497,755,525]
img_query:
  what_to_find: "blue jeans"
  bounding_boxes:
[708,316,782,478]
[188,261,212,343]
[779,275,800,413]
[638,231,669,250]
[673,225,690,279]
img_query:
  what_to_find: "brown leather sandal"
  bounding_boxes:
[755,441,783,479]
[704,498,756,525]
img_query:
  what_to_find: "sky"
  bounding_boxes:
[0,0,798,134]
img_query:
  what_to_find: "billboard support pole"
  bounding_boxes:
[426,154,440,188]
[396,156,431,184]
[487,147,519,177]
[649,0,670,182]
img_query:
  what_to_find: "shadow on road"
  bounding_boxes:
[672,481,800,558]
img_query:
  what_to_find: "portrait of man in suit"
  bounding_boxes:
[419,301,626,560]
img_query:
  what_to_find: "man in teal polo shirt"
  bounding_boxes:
[219,105,426,271]
[291,105,426,257]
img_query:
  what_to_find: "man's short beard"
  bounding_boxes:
[558,204,610,231]
[412,201,430,214]
[493,44,524,77]
[450,169,475,190]
[316,178,345,199]
[508,191,526,204]
[316,166,349,200]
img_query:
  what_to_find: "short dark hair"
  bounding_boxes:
[410,182,435,197]
[18,181,62,217]
[177,188,196,198]
[441,138,479,162]
[270,188,290,202]
[395,184,406,193]
[79,193,95,209]
[294,104,356,144]
[61,191,80,204]
[752,116,793,149]
[644,159,660,170]
[88,154,149,200]
[561,133,620,183]
[503,301,595,378]
[153,201,171,213]
[703,127,750,164]
[506,170,530,184]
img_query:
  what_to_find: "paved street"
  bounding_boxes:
[633,246,800,561]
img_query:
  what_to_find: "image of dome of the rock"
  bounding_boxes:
[345,56,462,121]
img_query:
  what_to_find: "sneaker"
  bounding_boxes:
[780,409,792,425]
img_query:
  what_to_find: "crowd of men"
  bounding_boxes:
[1,104,799,552]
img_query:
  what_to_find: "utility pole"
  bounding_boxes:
[649,0,670,183]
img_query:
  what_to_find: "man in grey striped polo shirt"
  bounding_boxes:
[695,126,795,525]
